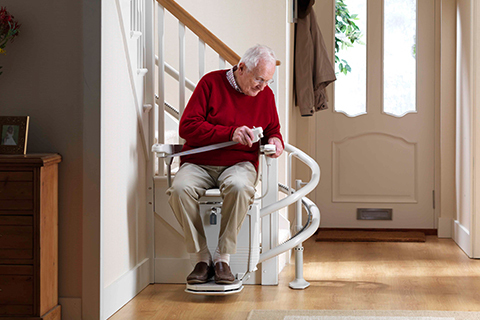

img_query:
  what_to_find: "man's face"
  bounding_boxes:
[237,60,275,97]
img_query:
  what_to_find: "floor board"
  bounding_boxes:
[108,236,480,320]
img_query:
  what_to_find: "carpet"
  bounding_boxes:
[315,230,426,242]
[247,310,480,320]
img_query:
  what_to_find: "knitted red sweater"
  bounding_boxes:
[179,69,283,170]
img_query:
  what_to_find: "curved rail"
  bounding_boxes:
[260,143,320,218]
[258,143,321,264]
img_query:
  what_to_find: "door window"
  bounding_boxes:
[384,0,417,117]
[334,0,367,117]
[334,0,417,118]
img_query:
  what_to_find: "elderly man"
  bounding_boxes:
[167,44,284,285]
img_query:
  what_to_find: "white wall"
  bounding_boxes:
[101,0,152,318]
[455,0,473,249]
[0,0,84,315]
[453,0,480,257]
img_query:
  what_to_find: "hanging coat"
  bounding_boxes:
[295,0,336,116]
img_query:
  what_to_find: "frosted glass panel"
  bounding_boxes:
[334,0,367,117]
[384,0,416,117]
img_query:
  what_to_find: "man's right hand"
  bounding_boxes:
[233,126,255,147]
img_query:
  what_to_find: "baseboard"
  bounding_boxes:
[317,227,437,235]
[103,258,151,320]
[58,297,82,320]
[438,217,453,238]
[453,220,472,257]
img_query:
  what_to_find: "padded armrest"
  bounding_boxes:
[152,144,183,157]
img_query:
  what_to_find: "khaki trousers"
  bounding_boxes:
[167,161,257,254]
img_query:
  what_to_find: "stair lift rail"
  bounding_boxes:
[255,143,321,290]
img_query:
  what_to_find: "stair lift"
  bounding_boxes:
[152,127,321,295]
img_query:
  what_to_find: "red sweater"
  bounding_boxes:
[179,69,283,170]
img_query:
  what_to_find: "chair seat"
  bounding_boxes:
[204,189,221,197]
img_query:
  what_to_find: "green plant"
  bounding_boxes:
[0,7,21,75]
[335,0,364,75]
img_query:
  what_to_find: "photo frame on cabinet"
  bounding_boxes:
[0,116,30,154]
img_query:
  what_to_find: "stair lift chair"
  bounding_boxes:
[153,127,271,295]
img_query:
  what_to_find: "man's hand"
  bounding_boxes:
[233,126,255,147]
[267,137,283,158]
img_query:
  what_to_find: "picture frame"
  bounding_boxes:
[0,116,30,155]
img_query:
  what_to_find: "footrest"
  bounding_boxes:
[185,280,243,295]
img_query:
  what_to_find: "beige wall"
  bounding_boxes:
[175,0,288,144]
[0,0,83,302]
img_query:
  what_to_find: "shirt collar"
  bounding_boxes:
[226,65,243,93]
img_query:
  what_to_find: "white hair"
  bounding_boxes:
[239,44,276,71]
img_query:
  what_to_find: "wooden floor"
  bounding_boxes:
[109,236,480,320]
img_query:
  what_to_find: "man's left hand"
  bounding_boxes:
[267,137,283,158]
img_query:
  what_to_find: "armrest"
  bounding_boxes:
[152,144,184,187]
[152,144,184,158]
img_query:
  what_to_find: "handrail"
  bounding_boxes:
[258,143,321,263]
[156,0,281,66]
[259,144,320,218]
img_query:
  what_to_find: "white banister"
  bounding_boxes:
[271,69,279,105]
[156,2,166,174]
[140,0,145,70]
[199,40,206,77]
[179,22,186,118]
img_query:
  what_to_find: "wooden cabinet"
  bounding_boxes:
[0,154,61,319]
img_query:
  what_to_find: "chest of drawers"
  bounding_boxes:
[0,154,61,319]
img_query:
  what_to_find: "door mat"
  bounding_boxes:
[247,309,479,320]
[315,230,426,242]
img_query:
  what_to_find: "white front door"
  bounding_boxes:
[315,0,436,229]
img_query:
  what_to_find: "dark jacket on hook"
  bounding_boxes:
[295,0,336,116]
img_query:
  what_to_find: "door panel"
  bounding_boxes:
[332,133,417,204]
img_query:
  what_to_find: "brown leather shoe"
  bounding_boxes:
[187,262,214,284]
[214,262,235,284]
